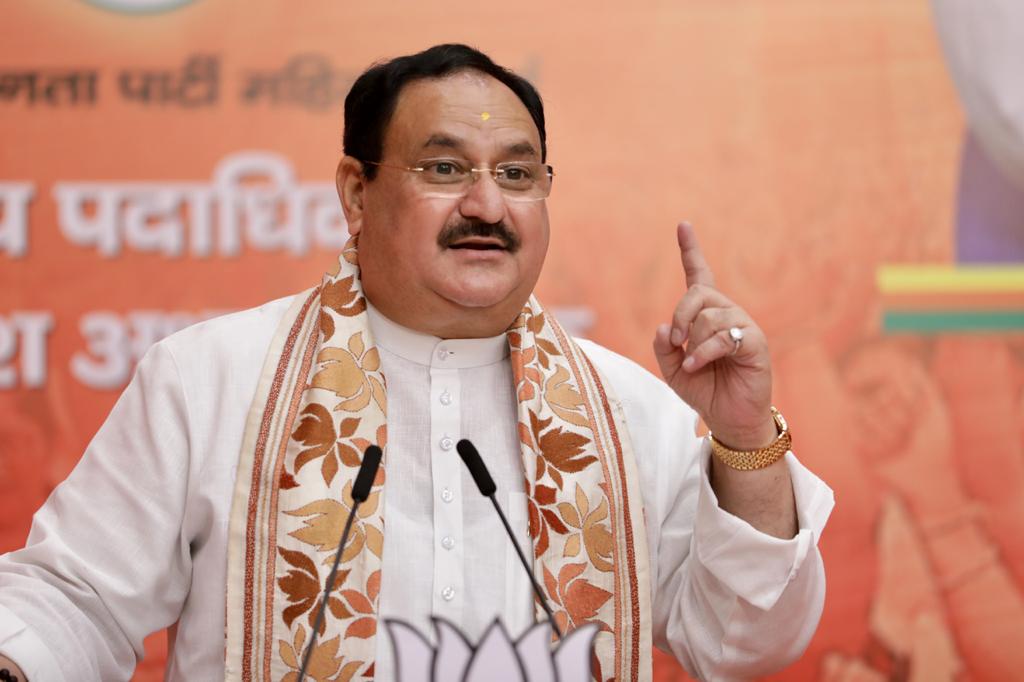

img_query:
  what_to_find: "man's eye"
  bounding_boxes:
[418,160,468,184]
[425,161,463,175]
[500,165,532,181]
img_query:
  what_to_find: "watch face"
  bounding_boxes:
[772,407,788,434]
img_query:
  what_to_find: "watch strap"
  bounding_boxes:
[709,407,791,471]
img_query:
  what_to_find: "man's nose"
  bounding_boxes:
[457,171,506,224]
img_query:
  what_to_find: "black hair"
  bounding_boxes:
[343,43,546,180]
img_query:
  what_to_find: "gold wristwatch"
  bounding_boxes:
[709,407,791,471]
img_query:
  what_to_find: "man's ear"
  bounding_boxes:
[336,156,367,236]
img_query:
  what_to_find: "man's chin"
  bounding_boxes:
[437,280,526,313]
[441,290,514,310]
[436,267,521,307]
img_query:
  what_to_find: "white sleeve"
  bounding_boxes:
[578,339,834,681]
[658,443,833,681]
[0,341,194,681]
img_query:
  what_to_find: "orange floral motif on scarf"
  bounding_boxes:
[225,238,651,681]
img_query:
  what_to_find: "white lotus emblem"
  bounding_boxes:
[385,617,598,682]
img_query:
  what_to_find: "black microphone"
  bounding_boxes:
[456,439,563,640]
[298,444,383,682]
[352,444,383,502]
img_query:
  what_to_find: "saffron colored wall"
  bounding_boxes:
[3,1,1022,680]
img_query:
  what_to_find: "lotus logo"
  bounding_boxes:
[82,0,197,13]
[386,617,598,681]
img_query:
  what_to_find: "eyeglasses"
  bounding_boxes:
[360,157,554,201]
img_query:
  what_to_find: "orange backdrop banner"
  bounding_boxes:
[3,1,1023,680]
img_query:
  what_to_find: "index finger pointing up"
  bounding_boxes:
[677,221,715,289]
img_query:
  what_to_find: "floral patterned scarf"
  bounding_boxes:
[225,239,651,681]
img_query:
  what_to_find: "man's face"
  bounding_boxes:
[343,70,550,337]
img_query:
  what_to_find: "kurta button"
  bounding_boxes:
[437,347,449,361]
[440,436,454,451]
[439,390,453,406]
[441,535,455,550]
[441,586,456,601]
[441,488,454,503]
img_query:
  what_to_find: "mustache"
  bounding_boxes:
[437,219,521,253]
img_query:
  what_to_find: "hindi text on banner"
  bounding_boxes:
[53,151,348,258]
[0,183,35,258]
[0,312,55,389]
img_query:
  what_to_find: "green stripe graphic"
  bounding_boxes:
[883,310,1024,334]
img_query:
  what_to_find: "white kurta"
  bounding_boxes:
[0,294,834,682]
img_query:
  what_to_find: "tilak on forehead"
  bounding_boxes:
[480,111,491,121]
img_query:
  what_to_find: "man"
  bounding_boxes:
[0,44,832,681]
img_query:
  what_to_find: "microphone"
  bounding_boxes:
[298,444,383,682]
[456,439,563,640]
[352,444,383,502]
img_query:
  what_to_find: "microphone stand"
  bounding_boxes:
[298,499,361,680]
[488,493,563,640]
[297,445,382,682]
[456,438,563,640]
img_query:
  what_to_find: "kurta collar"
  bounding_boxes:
[366,301,509,369]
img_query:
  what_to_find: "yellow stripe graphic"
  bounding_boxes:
[878,266,1024,293]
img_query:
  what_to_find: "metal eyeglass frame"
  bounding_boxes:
[358,158,555,201]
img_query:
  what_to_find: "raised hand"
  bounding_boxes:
[652,222,776,450]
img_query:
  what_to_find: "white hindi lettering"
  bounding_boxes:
[0,312,55,389]
[0,183,35,258]
[53,151,349,258]
[71,312,129,389]
[70,310,231,389]
[53,185,124,256]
